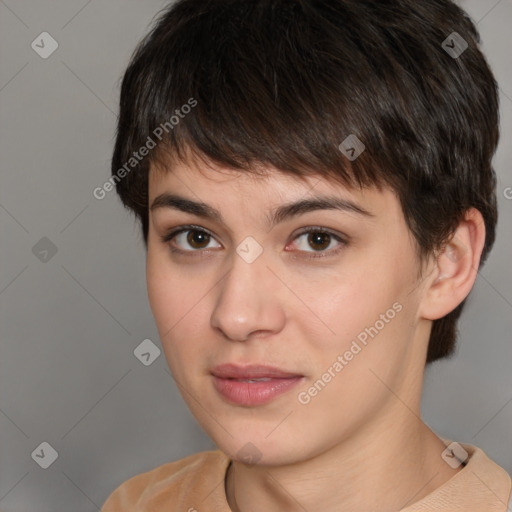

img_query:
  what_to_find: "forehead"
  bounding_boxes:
[148,157,395,214]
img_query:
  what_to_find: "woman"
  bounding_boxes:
[102,0,512,510]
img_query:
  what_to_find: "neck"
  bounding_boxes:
[225,408,461,512]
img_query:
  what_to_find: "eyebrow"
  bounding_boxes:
[150,193,374,228]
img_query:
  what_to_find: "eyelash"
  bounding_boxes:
[160,224,348,260]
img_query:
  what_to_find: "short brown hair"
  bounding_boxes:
[111,0,500,364]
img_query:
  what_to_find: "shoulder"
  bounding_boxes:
[459,441,512,508]
[403,441,512,511]
[101,450,231,511]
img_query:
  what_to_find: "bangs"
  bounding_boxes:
[115,0,402,191]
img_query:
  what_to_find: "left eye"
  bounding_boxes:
[286,227,348,259]
[291,229,343,253]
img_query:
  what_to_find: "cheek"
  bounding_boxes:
[296,253,416,367]
[146,252,215,365]
[295,270,393,340]
[146,251,193,335]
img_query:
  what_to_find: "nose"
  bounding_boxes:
[210,252,286,342]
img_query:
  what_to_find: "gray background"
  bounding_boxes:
[0,1,511,510]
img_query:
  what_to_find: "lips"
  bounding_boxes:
[211,363,304,406]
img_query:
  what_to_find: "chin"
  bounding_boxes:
[210,429,309,467]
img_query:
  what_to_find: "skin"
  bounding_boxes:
[146,155,485,512]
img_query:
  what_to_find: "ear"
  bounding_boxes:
[419,208,486,321]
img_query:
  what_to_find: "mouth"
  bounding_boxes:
[211,363,303,379]
[211,363,304,406]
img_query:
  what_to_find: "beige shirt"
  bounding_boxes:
[102,442,512,511]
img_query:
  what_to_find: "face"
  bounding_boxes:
[146,158,431,466]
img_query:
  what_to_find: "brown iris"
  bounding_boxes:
[187,230,210,249]
[307,232,331,251]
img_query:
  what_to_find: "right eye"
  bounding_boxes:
[161,225,222,253]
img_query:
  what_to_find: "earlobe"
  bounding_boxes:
[420,208,486,320]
